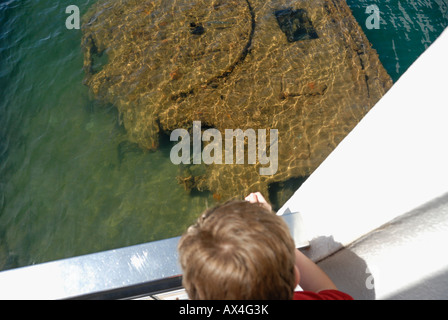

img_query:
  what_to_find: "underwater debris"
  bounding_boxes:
[81,0,392,201]
[190,22,205,35]
[275,8,319,42]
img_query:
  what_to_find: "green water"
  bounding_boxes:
[1,0,447,271]
[347,0,448,82]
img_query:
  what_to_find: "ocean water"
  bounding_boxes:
[1,0,447,271]
[347,0,448,82]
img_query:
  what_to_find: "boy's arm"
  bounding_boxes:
[295,249,338,293]
[245,192,338,293]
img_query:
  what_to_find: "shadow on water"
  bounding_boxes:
[269,176,309,212]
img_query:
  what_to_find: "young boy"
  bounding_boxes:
[178,192,353,300]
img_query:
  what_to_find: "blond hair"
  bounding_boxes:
[178,200,297,300]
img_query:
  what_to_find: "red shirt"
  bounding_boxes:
[293,290,354,300]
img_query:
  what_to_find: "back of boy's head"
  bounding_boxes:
[178,200,297,300]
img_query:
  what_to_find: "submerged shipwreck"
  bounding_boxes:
[81,0,392,201]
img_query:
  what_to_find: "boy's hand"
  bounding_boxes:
[245,192,272,212]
